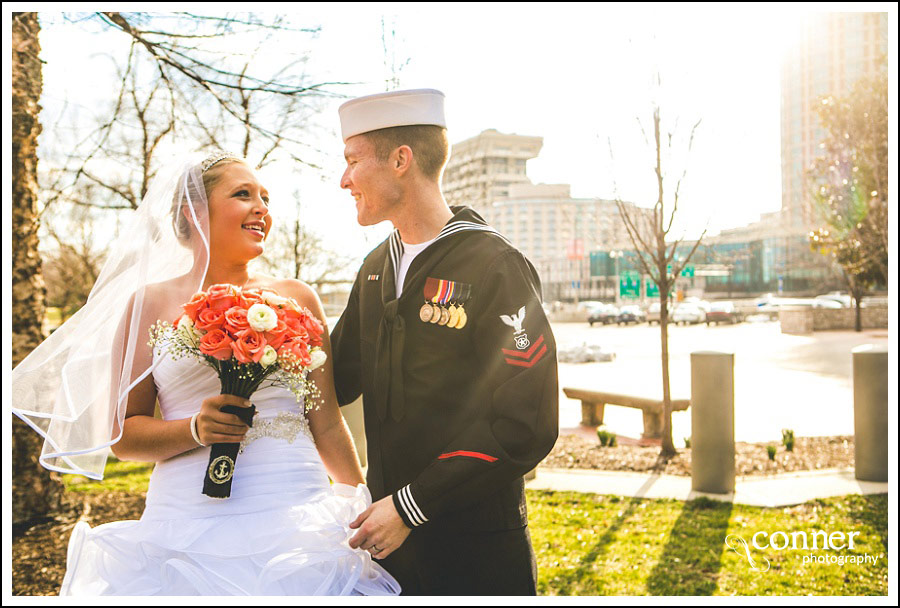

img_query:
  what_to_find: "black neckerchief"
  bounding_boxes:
[373,206,507,422]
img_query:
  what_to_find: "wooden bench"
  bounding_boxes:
[563,388,691,440]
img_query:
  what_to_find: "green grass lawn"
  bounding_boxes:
[529,491,888,596]
[63,458,154,494]
[66,460,888,596]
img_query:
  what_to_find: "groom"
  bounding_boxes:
[330,89,558,595]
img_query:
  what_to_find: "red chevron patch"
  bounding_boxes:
[502,334,545,359]
[505,344,547,368]
[503,334,547,368]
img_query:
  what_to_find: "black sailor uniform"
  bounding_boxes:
[330,207,559,595]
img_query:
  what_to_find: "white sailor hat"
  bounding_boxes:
[338,88,446,142]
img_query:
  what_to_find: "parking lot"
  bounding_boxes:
[553,319,889,443]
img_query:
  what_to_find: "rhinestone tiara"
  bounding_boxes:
[201,150,240,173]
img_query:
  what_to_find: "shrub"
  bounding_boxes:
[766,445,777,461]
[597,429,617,447]
[782,429,795,452]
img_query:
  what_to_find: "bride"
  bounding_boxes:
[11,152,401,595]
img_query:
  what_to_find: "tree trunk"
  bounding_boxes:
[847,274,863,333]
[658,289,676,458]
[12,12,74,524]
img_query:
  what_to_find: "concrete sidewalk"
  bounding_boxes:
[526,467,889,507]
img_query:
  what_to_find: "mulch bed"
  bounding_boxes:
[13,492,146,597]
[13,435,856,596]
[542,434,856,476]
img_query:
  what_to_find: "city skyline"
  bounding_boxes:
[30,5,896,268]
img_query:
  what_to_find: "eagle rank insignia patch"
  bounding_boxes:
[500,305,530,350]
[501,305,547,368]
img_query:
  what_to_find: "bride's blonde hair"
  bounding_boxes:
[172,153,247,242]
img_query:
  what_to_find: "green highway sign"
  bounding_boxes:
[665,263,695,278]
[619,271,640,299]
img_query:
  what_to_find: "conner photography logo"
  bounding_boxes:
[726,529,882,570]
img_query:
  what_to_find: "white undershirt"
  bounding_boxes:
[396,237,437,297]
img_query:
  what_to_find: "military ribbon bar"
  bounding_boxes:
[424,277,440,301]
[439,280,453,305]
[447,280,458,304]
[460,283,472,305]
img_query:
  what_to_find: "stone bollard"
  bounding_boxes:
[780,307,814,335]
[852,344,888,482]
[340,396,367,468]
[690,351,735,494]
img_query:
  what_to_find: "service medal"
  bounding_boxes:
[447,304,460,328]
[429,303,442,323]
[438,306,450,326]
[456,307,468,329]
[419,303,435,322]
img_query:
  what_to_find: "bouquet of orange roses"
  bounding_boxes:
[150,284,325,498]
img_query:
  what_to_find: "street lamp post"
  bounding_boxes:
[610,250,623,306]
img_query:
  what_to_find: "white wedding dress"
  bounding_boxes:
[59,347,400,596]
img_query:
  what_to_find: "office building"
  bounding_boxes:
[780,12,888,230]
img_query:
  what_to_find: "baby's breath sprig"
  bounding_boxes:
[265,369,321,413]
[148,321,206,362]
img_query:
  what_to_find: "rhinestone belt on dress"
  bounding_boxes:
[238,410,313,453]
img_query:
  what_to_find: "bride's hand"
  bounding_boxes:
[195,395,252,445]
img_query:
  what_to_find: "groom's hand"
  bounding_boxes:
[348,496,412,560]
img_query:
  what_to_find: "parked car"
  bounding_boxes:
[646,301,661,325]
[755,293,792,316]
[705,301,743,325]
[616,305,646,325]
[684,297,712,314]
[557,343,616,363]
[672,303,706,324]
[815,293,855,308]
[754,293,777,308]
[812,298,843,309]
[588,303,619,326]
[577,300,605,313]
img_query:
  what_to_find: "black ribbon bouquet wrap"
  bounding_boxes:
[202,360,263,499]
[202,398,257,499]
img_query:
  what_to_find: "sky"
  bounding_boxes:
[24,3,900,265]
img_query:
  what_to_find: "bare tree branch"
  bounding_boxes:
[177,12,320,33]
[81,169,138,208]
[67,198,134,210]
[665,118,702,234]
[100,13,346,96]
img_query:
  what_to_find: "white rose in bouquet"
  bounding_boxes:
[308,349,327,371]
[247,303,278,332]
[261,290,289,308]
[260,345,278,368]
